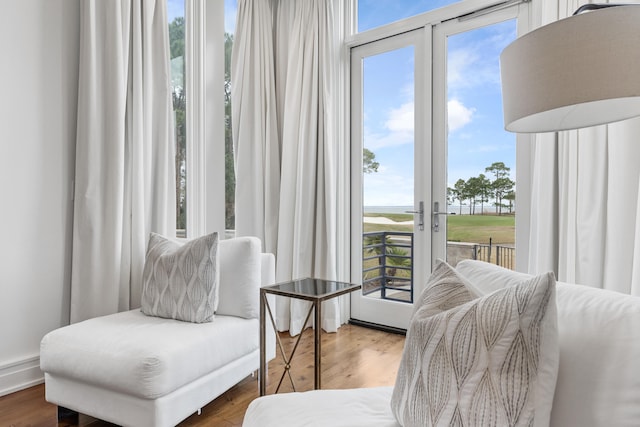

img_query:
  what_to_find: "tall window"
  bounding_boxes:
[225,0,237,233]
[168,0,187,236]
[166,0,236,238]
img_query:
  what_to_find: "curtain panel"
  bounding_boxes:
[232,0,342,335]
[231,0,281,257]
[528,0,640,296]
[71,0,176,322]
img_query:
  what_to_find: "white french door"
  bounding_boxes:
[350,3,526,331]
[432,5,523,273]
[350,28,432,330]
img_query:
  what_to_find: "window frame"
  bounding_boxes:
[348,0,533,272]
[183,0,226,238]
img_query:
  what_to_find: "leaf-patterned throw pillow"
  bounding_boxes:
[391,261,558,427]
[141,232,219,323]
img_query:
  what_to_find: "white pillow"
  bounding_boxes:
[141,232,219,323]
[456,260,531,292]
[456,260,640,427]
[391,261,558,427]
[216,236,262,319]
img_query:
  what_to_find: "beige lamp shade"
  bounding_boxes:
[500,5,640,133]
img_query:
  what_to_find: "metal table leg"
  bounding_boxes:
[259,290,266,396]
[314,300,321,389]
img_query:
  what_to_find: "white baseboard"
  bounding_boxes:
[0,355,43,397]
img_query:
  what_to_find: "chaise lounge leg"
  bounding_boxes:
[57,406,79,426]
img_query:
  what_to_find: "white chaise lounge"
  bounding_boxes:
[40,236,276,427]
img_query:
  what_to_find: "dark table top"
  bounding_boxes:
[261,277,361,302]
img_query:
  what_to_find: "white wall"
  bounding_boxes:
[0,0,80,396]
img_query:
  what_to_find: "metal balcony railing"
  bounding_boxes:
[362,231,414,303]
[362,232,515,303]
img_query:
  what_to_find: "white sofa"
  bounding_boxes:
[40,236,276,427]
[243,260,640,427]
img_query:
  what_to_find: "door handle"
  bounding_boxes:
[405,201,424,231]
[432,202,448,232]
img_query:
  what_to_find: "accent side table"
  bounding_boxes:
[259,278,361,395]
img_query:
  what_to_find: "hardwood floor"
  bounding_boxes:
[0,324,405,427]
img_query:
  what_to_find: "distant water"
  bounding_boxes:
[364,205,503,214]
[364,206,413,214]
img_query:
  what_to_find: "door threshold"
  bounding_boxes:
[348,319,407,336]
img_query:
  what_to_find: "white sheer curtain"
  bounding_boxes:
[71,0,176,323]
[232,0,342,335]
[231,0,281,257]
[528,0,640,296]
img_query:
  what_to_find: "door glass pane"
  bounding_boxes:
[362,46,415,303]
[225,0,237,235]
[168,0,186,237]
[446,20,517,268]
[358,0,460,32]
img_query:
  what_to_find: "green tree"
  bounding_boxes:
[385,245,411,282]
[224,33,235,230]
[465,174,491,215]
[169,17,186,231]
[363,148,379,174]
[503,190,516,214]
[363,234,410,285]
[493,177,515,214]
[485,161,510,180]
[465,176,484,215]
[173,90,186,230]
[169,17,185,59]
[485,162,513,215]
[477,173,491,215]
[363,234,388,286]
[453,178,467,215]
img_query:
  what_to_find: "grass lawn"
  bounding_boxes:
[447,214,515,244]
[364,214,515,245]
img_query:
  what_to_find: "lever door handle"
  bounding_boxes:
[432,202,448,232]
[405,201,424,231]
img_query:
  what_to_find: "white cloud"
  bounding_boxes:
[365,98,474,147]
[448,48,479,90]
[364,129,410,151]
[447,44,502,92]
[365,102,414,150]
[385,102,414,133]
[364,170,414,206]
[448,99,474,132]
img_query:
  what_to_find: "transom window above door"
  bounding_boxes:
[357,0,461,32]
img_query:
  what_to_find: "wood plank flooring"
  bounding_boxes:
[0,324,405,427]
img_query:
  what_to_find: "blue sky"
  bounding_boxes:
[358,0,459,32]
[167,0,237,33]
[166,0,515,208]
[359,1,517,207]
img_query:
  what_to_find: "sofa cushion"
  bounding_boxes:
[141,232,219,323]
[40,309,259,399]
[217,236,262,319]
[391,261,558,427]
[409,259,479,316]
[243,386,399,427]
[456,260,640,427]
